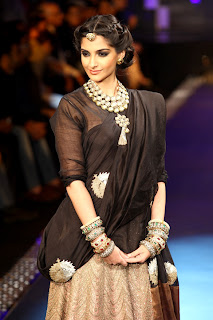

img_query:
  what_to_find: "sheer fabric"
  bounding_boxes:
[38,87,179,319]
[50,88,167,187]
[38,87,169,278]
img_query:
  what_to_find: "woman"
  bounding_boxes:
[38,14,179,319]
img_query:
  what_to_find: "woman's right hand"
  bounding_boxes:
[102,245,129,267]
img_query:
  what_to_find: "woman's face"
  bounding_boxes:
[81,35,124,84]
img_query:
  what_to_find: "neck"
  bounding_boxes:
[93,75,118,96]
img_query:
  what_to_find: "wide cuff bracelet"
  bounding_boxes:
[146,236,165,255]
[93,238,111,254]
[90,233,108,248]
[99,240,115,258]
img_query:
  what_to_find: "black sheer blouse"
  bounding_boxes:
[50,87,168,188]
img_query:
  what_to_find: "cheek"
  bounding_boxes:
[104,56,117,69]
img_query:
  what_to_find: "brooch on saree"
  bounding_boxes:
[83,79,130,145]
[91,172,110,198]
[147,258,178,286]
[49,258,76,283]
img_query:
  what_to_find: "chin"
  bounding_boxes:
[89,75,103,83]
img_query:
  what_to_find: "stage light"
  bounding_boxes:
[190,0,201,4]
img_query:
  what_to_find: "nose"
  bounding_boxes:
[89,55,98,69]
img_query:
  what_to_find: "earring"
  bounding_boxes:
[117,58,124,65]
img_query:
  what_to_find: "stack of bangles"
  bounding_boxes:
[80,216,115,258]
[140,219,170,258]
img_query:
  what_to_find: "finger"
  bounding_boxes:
[119,259,128,267]
[127,255,145,263]
[119,251,129,259]
[128,250,151,263]
[127,247,142,258]
[127,258,144,263]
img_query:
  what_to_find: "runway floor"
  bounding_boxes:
[3,82,213,319]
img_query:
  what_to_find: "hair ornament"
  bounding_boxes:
[86,32,96,41]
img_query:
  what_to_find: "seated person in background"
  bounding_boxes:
[36,1,85,94]
[59,0,86,73]
[0,30,64,204]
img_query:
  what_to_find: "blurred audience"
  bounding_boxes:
[36,1,85,94]
[0,32,64,216]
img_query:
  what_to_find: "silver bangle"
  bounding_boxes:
[147,221,170,235]
[140,240,156,258]
[99,240,115,258]
[81,218,103,235]
[85,227,105,241]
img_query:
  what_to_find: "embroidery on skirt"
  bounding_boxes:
[148,257,158,286]
[49,258,76,283]
[91,172,110,198]
[164,262,178,285]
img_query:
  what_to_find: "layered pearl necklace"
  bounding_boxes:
[83,79,130,145]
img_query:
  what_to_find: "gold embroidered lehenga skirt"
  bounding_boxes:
[46,254,153,320]
[45,253,179,320]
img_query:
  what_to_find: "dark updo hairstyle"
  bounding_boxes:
[73,14,134,69]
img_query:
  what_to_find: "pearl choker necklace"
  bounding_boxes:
[83,79,130,145]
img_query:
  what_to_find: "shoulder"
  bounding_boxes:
[56,87,85,116]
[59,87,84,109]
[128,88,165,105]
[128,89,166,116]
[63,87,84,101]
[50,87,85,129]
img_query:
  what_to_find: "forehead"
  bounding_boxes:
[81,35,112,50]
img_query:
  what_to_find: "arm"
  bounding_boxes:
[54,98,127,266]
[151,182,166,221]
[66,180,97,225]
[66,180,128,266]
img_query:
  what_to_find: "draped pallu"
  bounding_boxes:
[38,87,179,320]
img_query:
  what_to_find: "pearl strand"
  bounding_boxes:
[83,79,129,113]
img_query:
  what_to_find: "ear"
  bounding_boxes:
[118,50,125,60]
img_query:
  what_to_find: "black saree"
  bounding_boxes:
[37,87,179,319]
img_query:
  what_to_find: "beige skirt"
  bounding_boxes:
[45,254,153,320]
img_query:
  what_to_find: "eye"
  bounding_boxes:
[81,51,90,57]
[98,52,109,57]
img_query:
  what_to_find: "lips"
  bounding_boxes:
[89,69,101,75]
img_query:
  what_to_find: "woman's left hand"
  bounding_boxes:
[126,245,151,264]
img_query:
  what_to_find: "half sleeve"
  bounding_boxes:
[50,96,87,186]
[155,94,168,184]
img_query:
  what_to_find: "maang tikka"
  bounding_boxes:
[86,33,96,41]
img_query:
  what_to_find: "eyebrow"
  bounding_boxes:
[81,48,110,52]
